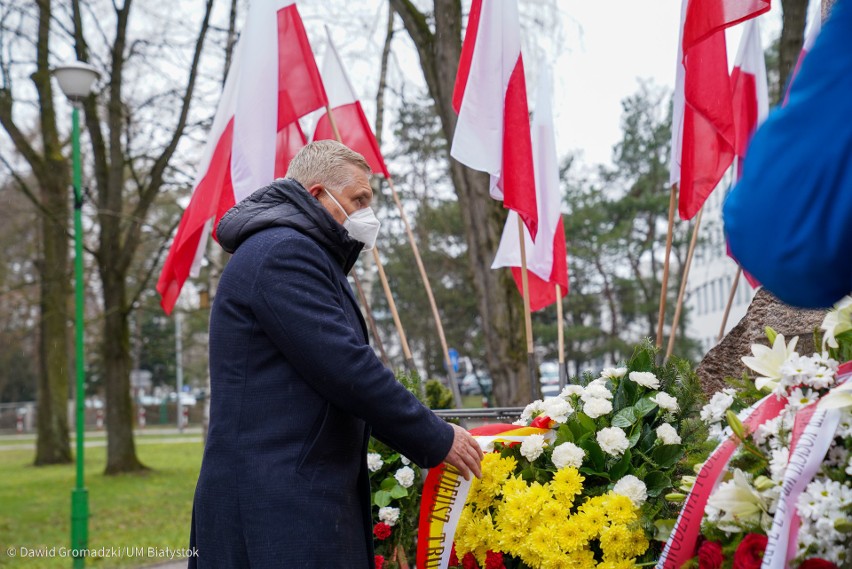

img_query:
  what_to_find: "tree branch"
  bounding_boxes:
[122,0,215,275]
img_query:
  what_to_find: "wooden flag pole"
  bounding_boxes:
[656,183,677,350]
[351,271,392,368]
[386,177,463,408]
[718,267,742,343]
[556,284,567,389]
[325,105,418,375]
[665,206,703,361]
[372,248,417,373]
[517,217,538,402]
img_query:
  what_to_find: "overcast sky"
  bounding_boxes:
[304,0,805,173]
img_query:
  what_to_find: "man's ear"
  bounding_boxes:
[307,184,324,199]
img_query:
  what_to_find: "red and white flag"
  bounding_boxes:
[492,66,568,312]
[731,18,769,168]
[669,0,770,220]
[728,17,769,289]
[451,0,537,238]
[157,0,326,314]
[312,27,390,178]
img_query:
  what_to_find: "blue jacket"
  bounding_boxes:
[189,179,454,568]
[723,0,852,308]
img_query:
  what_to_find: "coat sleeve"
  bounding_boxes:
[722,0,852,308]
[251,234,454,468]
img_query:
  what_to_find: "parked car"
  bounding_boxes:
[539,361,561,398]
[459,373,493,396]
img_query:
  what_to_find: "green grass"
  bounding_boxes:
[0,441,204,569]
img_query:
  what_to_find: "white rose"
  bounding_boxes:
[378,506,400,526]
[628,371,661,389]
[520,400,545,423]
[551,442,585,469]
[520,434,547,462]
[656,423,682,445]
[582,383,613,401]
[582,397,613,419]
[560,384,585,398]
[597,426,630,457]
[367,452,383,472]
[542,397,573,423]
[394,466,415,488]
[600,367,627,379]
[400,455,410,465]
[651,392,680,413]
[613,475,648,506]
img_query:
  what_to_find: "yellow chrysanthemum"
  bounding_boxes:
[598,524,634,559]
[501,474,529,498]
[597,559,638,569]
[576,502,608,536]
[568,547,597,569]
[600,494,638,525]
[556,517,593,553]
[551,467,585,503]
[535,501,568,528]
[495,497,527,529]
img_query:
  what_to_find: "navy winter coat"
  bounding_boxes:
[188,179,454,568]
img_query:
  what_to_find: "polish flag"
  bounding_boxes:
[729,17,769,290]
[669,0,770,220]
[157,0,327,314]
[451,0,537,239]
[492,67,568,312]
[312,28,390,178]
[731,18,769,168]
[783,0,822,104]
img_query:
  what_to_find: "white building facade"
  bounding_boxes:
[685,185,758,356]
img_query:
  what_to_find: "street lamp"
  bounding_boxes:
[53,60,99,569]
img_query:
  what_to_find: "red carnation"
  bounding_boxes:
[733,534,768,569]
[462,552,480,569]
[799,559,838,569]
[485,550,506,569]
[449,544,460,566]
[373,522,392,541]
[374,554,384,569]
[697,541,724,569]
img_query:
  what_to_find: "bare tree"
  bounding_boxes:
[778,0,809,102]
[66,0,216,473]
[0,0,72,465]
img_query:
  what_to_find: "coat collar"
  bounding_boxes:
[216,178,364,274]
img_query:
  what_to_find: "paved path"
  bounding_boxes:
[0,428,203,452]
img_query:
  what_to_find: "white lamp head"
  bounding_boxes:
[53,61,100,102]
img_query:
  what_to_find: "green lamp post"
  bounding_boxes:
[53,60,100,569]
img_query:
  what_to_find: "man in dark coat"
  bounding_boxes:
[189,141,482,568]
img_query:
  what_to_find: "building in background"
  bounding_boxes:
[686,182,757,356]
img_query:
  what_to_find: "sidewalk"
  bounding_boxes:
[0,427,203,452]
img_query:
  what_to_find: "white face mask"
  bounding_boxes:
[323,189,381,251]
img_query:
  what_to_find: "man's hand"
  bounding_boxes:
[442,423,483,480]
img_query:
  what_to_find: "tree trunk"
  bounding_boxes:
[34,162,72,466]
[101,266,145,474]
[0,0,73,465]
[778,0,809,102]
[391,0,531,405]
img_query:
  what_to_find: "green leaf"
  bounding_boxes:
[374,490,392,507]
[654,519,677,542]
[554,423,574,446]
[389,484,408,499]
[576,412,598,434]
[380,477,397,491]
[580,439,606,471]
[638,425,656,452]
[580,466,610,480]
[634,397,658,418]
[652,444,684,469]
[645,471,672,497]
[627,427,641,448]
[629,344,654,372]
[611,406,637,428]
[609,449,632,480]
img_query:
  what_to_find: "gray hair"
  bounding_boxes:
[285,140,371,193]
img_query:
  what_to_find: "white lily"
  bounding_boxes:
[818,381,852,411]
[706,469,767,530]
[741,334,799,392]
[821,295,852,350]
